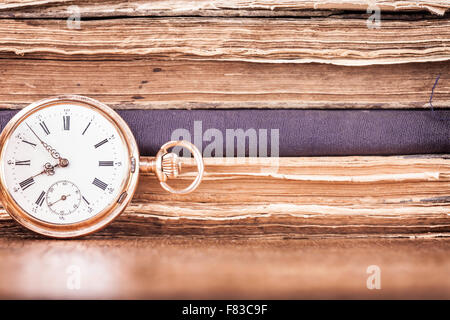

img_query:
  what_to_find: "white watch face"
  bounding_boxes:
[1,102,131,225]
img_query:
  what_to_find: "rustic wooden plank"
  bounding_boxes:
[0,237,448,299]
[0,59,448,110]
[0,0,449,17]
[1,155,449,238]
[0,17,449,65]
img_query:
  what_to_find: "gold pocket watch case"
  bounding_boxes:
[0,95,204,238]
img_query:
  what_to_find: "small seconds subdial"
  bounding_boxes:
[46,180,81,216]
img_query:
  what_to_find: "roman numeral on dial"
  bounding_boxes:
[22,140,36,147]
[99,161,114,167]
[15,160,31,166]
[63,116,70,131]
[82,196,90,205]
[19,177,35,190]
[35,191,45,206]
[94,139,108,149]
[39,121,50,135]
[92,178,108,191]
[82,122,91,135]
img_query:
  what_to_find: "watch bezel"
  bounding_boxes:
[0,95,140,238]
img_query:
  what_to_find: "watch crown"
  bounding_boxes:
[161,153,181,179]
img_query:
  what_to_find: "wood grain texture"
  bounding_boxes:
[1,156,448,238]
[0,0,449,17]
[0,237,448,299]
[0,17,449,65]
[0,59,448,110]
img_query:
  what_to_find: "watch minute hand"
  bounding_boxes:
[25,122,43,143]
[25,123,64,163]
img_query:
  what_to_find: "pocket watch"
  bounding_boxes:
[0,95,204,238]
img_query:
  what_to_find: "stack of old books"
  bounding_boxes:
[0,0,448,239]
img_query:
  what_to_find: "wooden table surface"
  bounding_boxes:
[0,236,448,299]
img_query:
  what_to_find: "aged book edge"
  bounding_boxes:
[0,1,449,16]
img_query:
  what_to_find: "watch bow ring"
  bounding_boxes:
[0,95,204,238]
[140,140,205,195]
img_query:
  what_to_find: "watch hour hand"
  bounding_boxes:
[16,162,59,192]
[28,162,59,180]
